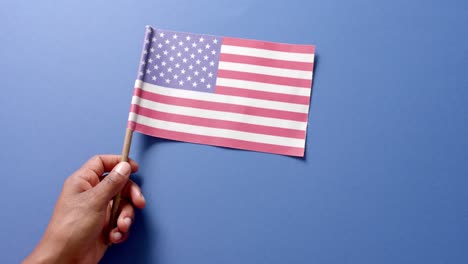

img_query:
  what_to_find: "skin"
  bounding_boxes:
[23,155,146,264]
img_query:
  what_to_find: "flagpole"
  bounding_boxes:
[107,127,133,244]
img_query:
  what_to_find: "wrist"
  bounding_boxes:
[23,230,72,264]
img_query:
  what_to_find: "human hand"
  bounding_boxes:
[23,155,146,264]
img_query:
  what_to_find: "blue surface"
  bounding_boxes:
[2,0,467,263]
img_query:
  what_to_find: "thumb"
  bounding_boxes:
[92,162,131,206]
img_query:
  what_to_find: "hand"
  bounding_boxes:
[23,155,146,264]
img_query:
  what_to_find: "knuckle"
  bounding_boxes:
[90,154,101,162]
[103,174,119,186]
[76,168,92,180]
[88,155,104,167]
[64,174,78,187]
[103,170,126,185]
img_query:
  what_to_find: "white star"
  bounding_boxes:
[173,34,178,39]
[143,50,148,54]
[186,36,191,41]
[205,44,210,49]
[189,65,194,70]
[150,47,155,53]
[148,58,153,63]
[165,39,170,44]
[146,69,151,74]
[213,39,218,44]
[209,61,215,66]
[203,55,208,60]
[159,72,165,77]
[202,66,207,71]
[190,54,195,59]
[179,41,184,46]
[194,71,199,76]
[169,56,174,61]
[152,37,156,42]
[182,58,188,63]
[158,43,163,48]
[192,42,197,48]
[166,79,170,83]
[140,60,145,65]
[173,74,179,79]
[138,71,143,76]
[208,72,213,77]
[199,37,204,42]
[145,39,149,44]
[196,59,201,64]
[153,65,159,70]
[187,76,192,81]
[184,47,189,52]
[177,52,182,57]
[175,63,180,68]
[179,80,184,85]
[207,84,212,89]
[192,82,198,87]
[163,50,168,55]
[200,78,205,83]
[159,32,165,37]
[197,48,202,54]
[156,54,161,59]
[171,45,176,50]
[181,69,186,74]
[152,75,157,81]
[211,50,216,55]
[161,61,166,66]
[167,67,173,72]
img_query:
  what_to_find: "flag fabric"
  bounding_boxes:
[128,26,315,156]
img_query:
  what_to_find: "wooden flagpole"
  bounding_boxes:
[105,26,151,244]
[107,127,133,243]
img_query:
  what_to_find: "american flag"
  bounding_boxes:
[128,26,315,156]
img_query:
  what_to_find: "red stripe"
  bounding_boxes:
[219,53,314,71]
[222,37,315,54]
[130,104,306,139]
[135,88,308,122]
[128,120,136,130]
[217,70,312,88]
[215,86,310,105]
[128,121,305,157]
[133,87,143,97]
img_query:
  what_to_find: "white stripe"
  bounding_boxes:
[135,80,309,114]
[216,78,311,96]
[218,61,312,80]
[129,113,305,148]
[131,96,308,130]
[221,45,315,63]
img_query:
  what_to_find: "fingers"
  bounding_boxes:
[108,201,134,244]
[91,162,131,208]
[109,227,129,244]
[69,155,138,192]
[117,202,134,233]
[106,181,145,244]
[81,155,139,179]
[121,180,146,209]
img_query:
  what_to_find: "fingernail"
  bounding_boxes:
[140,191,146,202]
[124,217,132,226]
[114,162,131,176]
[112,231,122,241]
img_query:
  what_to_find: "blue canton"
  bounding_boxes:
[138,27,222,93]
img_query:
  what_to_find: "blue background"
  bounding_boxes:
[1,0,467,263]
